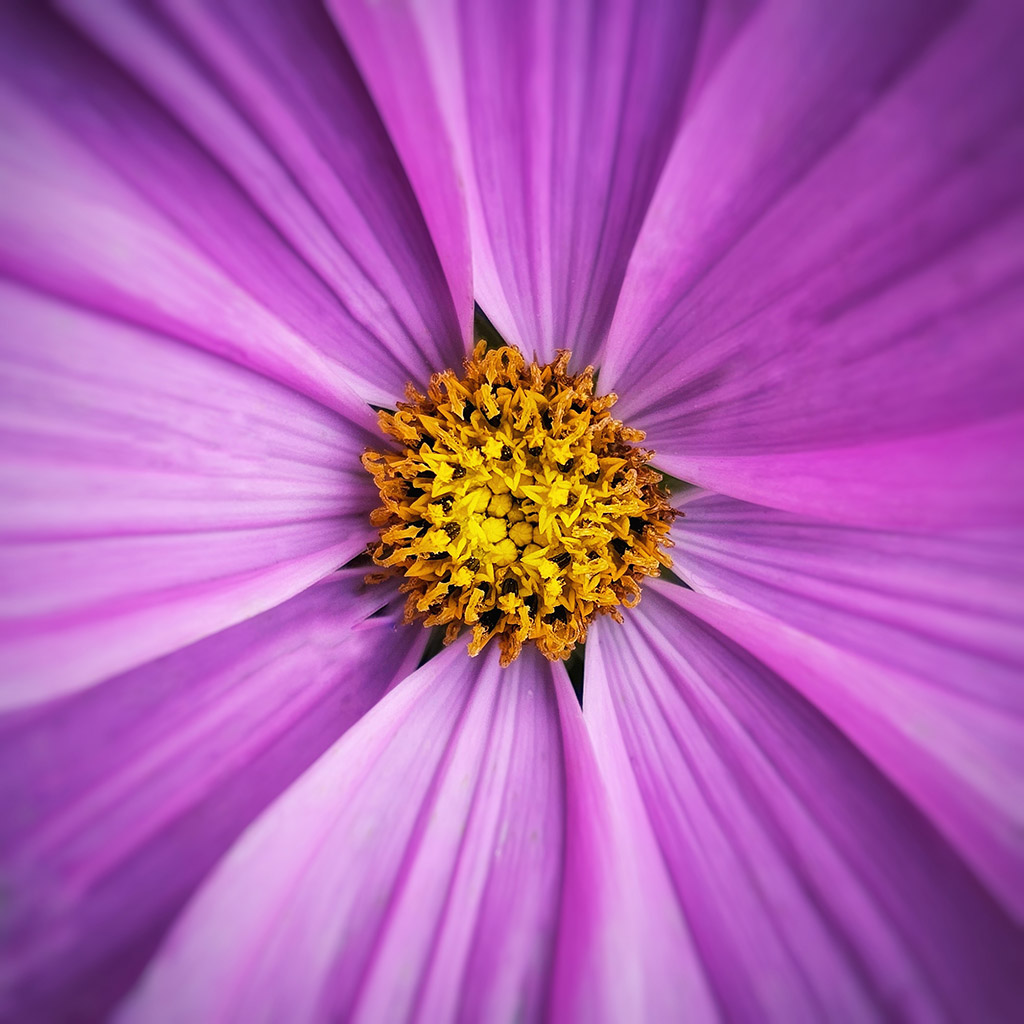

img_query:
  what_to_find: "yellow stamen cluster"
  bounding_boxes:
[362,343,676,665]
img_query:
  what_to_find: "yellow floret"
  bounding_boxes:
[488,492,513,517]
[509,521,534,547]
[482,517,508,543]
[492,538,518,566]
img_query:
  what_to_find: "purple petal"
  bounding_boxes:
[652,411,1024,530]
[683,0,759,118]
[408,0,710,362]
[0,572,422,1023]
[603,1,1024,525]
[326,0,473,347]
[547,644,716,1022]
[2,3,462,409]
[118,643,562,1022]
[670,493,1024,918]
[0,284,379,707]
[120,641,713,1022]
[586,589,1024,1020]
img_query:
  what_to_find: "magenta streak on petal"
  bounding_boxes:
[652,409,1024,530]
[3,3,460,410]
[655,569,1024,927]
[326,0,473,348]
[606,1,1024,467]
[546,643,718,1022]
[586,591,1024,1021]
[0,282,379,707]
[408,0,705,365]
[0,572,421,1023]
[118,643,564,1024]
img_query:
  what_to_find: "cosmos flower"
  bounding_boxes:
[1,0,1023,1020]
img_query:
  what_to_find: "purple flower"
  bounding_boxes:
[1,0,1022,1020]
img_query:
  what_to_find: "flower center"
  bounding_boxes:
[362,343,675,665]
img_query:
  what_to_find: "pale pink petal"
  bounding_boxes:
[2,3,462,410]
[604,1,1024,527]
[586,590,1024,1020]
[0,284,378,707]
[0,572,421,1022]
[119,643,561,1022]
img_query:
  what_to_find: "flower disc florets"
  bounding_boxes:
[362,343,676,665]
